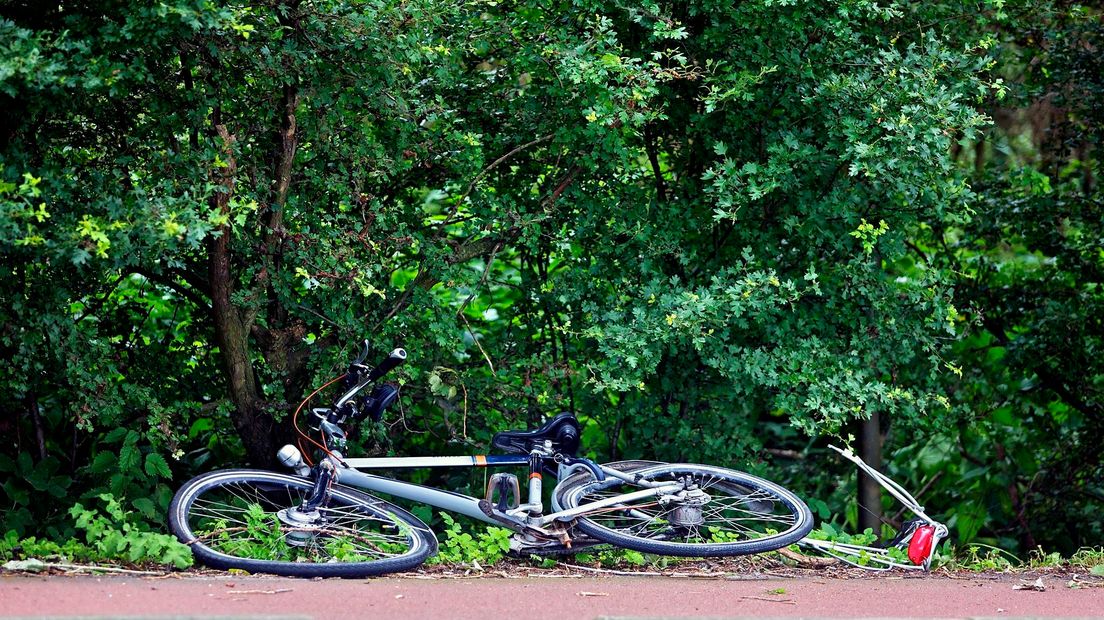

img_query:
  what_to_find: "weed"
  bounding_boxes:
[1,494,192,569]
[69,494,192,568]
[1069,548,1104,570]
[1028,547,1064,568]
[940,543,1020,571]
[427,513,513,566]
[804,523,910,566]
[529,555,558,569]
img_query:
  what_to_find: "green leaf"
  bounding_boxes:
[101,428,129,444]
[89,451,115,474]
[144,453,172,479]
[132,497,156,519]
[162,544,193,569]
[118,444,141,473]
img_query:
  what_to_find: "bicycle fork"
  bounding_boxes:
[301,459,336,513]
[273,457,337,546]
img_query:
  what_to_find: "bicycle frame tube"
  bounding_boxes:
[330,455,681,528]
[334,466,494,524]
[341,455,528,469]
[332,455,529,525]
[537,483,682,525]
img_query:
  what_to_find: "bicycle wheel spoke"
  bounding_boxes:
[176,472,434,572]
[188,499,252,525]
[559,463,812,555]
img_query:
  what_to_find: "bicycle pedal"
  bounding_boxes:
[485,472,520,511]
[476,499,553,538]
[477,499,521,529]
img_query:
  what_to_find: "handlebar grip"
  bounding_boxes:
[367,348,406,382]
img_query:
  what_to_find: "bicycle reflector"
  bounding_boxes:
[907,524,936,565]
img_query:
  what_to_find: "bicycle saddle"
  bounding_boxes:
[491,412,581,456]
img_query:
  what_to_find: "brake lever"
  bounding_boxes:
[353,339,371,365]
[343,363,368,388]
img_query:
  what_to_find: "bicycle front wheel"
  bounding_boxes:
[554,463,813,557]
[169,469,436,577]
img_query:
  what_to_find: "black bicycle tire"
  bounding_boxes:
[169,469,437,577]
[552,460,674,542]
[554,462,813,557]
[551,460,664,512]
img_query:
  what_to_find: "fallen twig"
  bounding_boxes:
[3,559,164,576]
[559,563,663,576]
[143,572,185,580]
[740,595,796,604]
[228,588,294,595]
[777,547,838,568]
[761,570,801,579]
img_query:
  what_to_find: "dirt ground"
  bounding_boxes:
[2,564,1103,619]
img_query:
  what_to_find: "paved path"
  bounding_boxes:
[2,573,1102,619]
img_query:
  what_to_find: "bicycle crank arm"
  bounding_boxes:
[477,499,560,540]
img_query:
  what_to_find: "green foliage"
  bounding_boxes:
[805,522,911,567]
[0,0,1099,564]
[0,494,192,569]
[206,504,292,562]
[68,494,193,569]
[1070,548,1104,571]
[940,544,1020,572]
[872,0,1104,555]
[0,0,989,467]
[428,513,513,566]
[573,547,651,568]
[0,530,98,564]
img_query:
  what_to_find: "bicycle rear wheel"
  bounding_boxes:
[554,463,812,557]
[169,469,436,577]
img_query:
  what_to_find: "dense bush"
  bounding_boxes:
[0,0,1099,555]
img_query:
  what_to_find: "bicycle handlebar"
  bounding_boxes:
[332,346,405,410]
[367,348,406,382]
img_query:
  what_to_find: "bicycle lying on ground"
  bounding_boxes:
[799,445,948,571]
[169,342,814,577]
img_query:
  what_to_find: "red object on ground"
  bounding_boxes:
[908,524,936,565]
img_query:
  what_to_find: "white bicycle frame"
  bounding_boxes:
[329,454,682,531]
[305,350,685,536]
[798,445,948,571]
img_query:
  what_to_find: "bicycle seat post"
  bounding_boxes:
[526,448,546,517]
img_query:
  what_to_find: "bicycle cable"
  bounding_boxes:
[292,373,348,466]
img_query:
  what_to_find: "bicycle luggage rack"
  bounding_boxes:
[798,445,948,571]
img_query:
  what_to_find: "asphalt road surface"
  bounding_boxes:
[3,573,1103,619]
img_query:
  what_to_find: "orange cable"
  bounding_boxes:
[292,374,347,465]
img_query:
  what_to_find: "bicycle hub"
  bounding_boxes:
[664,488,711,527]
[277,507,323,547]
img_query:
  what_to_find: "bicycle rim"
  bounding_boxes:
[556,463,813,557]
[169,469,436,577]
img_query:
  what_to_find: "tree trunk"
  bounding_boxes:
[857,409,883,535]
[206,124,277,467]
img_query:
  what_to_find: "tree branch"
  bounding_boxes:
[448,133,554,221]
[132,268,211,311]
[644,124,667,203]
